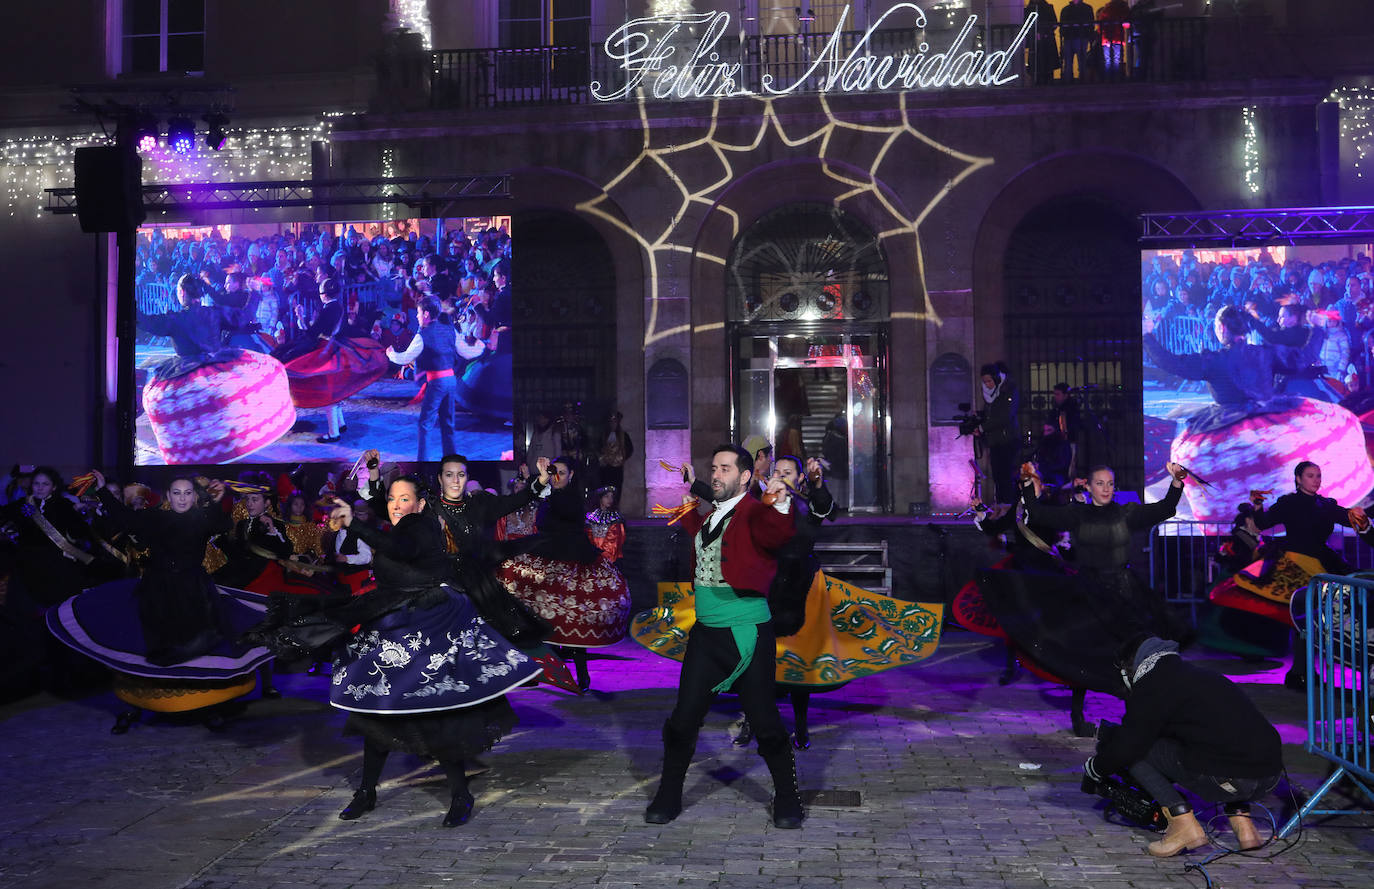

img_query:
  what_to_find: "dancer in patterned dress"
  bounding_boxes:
[301,475,541,827]
[497,456,631,692]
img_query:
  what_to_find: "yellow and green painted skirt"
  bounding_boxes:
[630,572,944,687]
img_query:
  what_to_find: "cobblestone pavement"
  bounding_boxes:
[3,631,1372,889]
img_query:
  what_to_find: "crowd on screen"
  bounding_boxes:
[134,223,513,370]
[1144,249,1374,403]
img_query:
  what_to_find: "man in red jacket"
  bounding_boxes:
[645,444,802,828]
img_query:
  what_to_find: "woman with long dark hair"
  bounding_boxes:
[427,453,576,690]
[0,466,99,609]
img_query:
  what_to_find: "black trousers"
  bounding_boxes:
[989,442,1019,505]
[667,621,786,747]
[1128,736,1281,810]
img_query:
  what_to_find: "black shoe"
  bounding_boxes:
[997,663,1022,686]
[732,717,753,747]
[792,731,810,751]
[1284,668,1307,691]
[1071,717,1096,738]
[442,792,474,827]
[317,434,342,444]
[339,788,376,820]
[111,709,139,735]
[339,425,348,433]
[261,686,281,700]
[204,711,228,732]
[644,786,683,824]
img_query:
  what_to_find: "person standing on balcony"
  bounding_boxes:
[1060,0,1097,81]
[1024,0,1060,85]
[1097,0,1130,77]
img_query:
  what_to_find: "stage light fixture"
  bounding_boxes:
[167,116,196,154]
[133,114,159,153]
[204,112,228,151]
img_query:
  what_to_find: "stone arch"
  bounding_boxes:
[971,150,1200,494]
[684,158,927,498]
[971,149,1201,365]
[506,167,647,511]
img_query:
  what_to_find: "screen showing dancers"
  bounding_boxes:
[131,216,516,467]
[1140,242,1374,521]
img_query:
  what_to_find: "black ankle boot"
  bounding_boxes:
[237,593,291,646]
[645,721,697,824]
[339,787,376,820]
[442,792,475,827]
[759,738,805,829]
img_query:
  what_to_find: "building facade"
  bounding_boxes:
[1,1,1371,516]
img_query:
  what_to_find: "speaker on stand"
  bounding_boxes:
[73,143,146,477]
[73,145,146,234]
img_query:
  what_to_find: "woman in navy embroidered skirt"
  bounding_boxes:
[322,474,541,827]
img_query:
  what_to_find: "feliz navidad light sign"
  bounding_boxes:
[591,3,1038,101]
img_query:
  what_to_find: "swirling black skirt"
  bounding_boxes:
[979,566,1189,695]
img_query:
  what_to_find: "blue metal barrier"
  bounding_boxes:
[344,278,403,316]
[1279,574,1374,837]
[135,281,175,315]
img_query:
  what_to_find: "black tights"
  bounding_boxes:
[360,739,470,800]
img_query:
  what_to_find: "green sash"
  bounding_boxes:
[695,584,771,693]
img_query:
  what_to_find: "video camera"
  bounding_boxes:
[953,402,983,438]
[1080,721,1165,829]
[1081,773,1164,829]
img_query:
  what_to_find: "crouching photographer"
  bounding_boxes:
[1083,635,1283,857]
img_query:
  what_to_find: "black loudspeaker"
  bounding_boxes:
[73,146,146,233]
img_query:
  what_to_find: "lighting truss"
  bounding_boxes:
[1140,206,1374,247]
[45,174,511,215]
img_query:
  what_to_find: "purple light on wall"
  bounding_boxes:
[137,133,158,153]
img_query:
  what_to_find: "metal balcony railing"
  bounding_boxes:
[425,18,1211,111]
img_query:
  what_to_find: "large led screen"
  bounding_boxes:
[1141,242,1374,521]
[132,216,515,466]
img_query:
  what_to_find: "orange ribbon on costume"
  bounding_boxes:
[652,500,700,525]
[68,472,98,497]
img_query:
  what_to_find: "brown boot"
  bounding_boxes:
[1226,807,1262,851]
[1147,805,1208,857]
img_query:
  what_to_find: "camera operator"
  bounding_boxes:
[1084,635,1282,857]
[976,363,1020,505]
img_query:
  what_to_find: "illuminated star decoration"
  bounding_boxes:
[576,91,994,347]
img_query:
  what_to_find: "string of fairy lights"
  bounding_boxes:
[1242,105,1260,194]
[0,121,332,218]
[394,0,432,49]
[380,145,397,220]
[1327,85,1374,181]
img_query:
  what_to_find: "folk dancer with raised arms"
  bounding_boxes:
[643,445,802,828]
